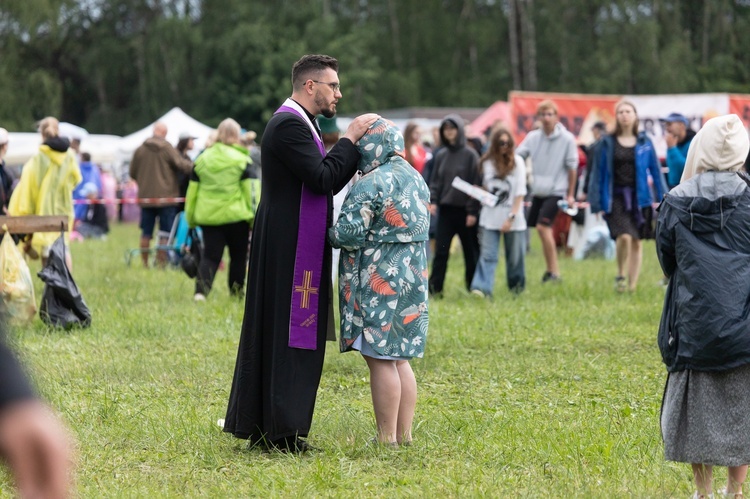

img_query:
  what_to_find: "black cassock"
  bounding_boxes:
[224,105,359,444]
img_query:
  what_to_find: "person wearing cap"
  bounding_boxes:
[657,114,750,499]
[128,121,193,268]
[0,128,14,212]
[660,112,696,189]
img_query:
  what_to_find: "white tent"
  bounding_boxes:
[4,132,122,170]
[117,107,215,166]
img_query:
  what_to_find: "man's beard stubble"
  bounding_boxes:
[314,92,336,119]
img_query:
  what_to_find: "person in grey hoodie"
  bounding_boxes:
[657,114,750,499]
[428,115,481,296]
[516,100,579,283]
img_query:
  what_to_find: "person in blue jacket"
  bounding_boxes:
[660,112,696,189]
[72,152,102,222]
[589,100,667,293]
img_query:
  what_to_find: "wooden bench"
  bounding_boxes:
[0,215,68,234]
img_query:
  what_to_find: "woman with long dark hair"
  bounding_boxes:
[403,122,427,174]
[469,127,527,296]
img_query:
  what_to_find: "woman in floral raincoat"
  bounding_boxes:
[329,119,430,447]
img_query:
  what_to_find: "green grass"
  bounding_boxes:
[0,223,703,497]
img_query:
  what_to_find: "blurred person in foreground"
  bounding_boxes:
[0,324,73,498]
[223,54,378,453]
[9,117,82,269]
[185,118,255,301]
[329,119,429,447]
[657,114,750,499]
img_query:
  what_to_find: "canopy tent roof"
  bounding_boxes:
[467,101,511,138]
[4,133,122,169]
[118,107,215,161]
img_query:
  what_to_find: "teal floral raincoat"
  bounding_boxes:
[328,119,430,358]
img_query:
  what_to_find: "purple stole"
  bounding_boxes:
[274,101,327,350]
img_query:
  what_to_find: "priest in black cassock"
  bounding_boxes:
[223,54,379,453]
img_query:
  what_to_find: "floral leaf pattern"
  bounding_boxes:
[328,119,430,359]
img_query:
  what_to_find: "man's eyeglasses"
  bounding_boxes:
[311,80,341,92]
[538,112,556,117]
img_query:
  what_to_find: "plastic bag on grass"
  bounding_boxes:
[38,233,91,329]
[0,234,37,324]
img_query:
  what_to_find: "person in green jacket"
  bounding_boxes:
[185,118,257,301]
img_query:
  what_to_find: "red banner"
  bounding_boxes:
[729,94,750,129]
[510,91,620,145]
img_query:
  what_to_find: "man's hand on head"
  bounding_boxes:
[342,114,381,144]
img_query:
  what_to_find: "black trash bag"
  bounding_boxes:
[180,228,203,279]
[37,234,91,329]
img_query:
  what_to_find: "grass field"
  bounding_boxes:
[0,222,702,497]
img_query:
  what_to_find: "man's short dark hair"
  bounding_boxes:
[81,152,91,161]
[292,54,339,91]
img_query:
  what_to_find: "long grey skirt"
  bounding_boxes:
[661,363,750,466]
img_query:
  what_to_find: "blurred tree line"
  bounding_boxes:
[1,0,750,135]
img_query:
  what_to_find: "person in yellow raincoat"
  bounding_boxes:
[8,117,82,268]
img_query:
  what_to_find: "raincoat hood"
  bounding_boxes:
[439,114,466,150]
[40,136,72,166]
[665,171,748,234]
[43,136,70,153]
[681,114,749,182]
[356,119,406,174]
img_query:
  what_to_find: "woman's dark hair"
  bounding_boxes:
[176,138,191,155]
[481,127,516,179]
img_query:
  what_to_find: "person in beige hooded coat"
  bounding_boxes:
[657,114,750,499]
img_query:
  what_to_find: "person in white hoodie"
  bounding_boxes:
[657,114,750,499]
[516,100,578,283]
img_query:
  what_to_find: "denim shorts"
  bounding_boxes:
[140,206,177,239]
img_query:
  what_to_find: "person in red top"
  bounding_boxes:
[404,122,427,174]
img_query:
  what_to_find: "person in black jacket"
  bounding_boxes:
[427,115,481,296]
[657,114,750,499]
[0,326,72,498]
[0,128,14,212]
